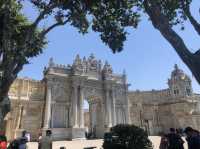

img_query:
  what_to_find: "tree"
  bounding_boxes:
[0,0,139,127]
[142,0,200,86]
[98,0,200,86]
[0,1,46,127]
[70,0,200,87]
[103,124,153,149]
[92,0,200,90]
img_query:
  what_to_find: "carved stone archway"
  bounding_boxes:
[42,54,130,140]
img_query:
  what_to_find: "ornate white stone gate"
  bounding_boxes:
[42,54,130,140]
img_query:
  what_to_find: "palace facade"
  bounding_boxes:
[4,54,200,140]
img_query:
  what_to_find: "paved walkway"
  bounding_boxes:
[27,136,188,149]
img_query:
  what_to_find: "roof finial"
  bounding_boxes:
[123,69,126,76]
[49,57,54,67]
[174,64,178,70]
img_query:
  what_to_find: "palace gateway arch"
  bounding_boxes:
[43,54,130,139]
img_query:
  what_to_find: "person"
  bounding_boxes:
[184,126,200,149]
[18,130,28,149]
[8,139,19,149]
[167,128,184,149]
[159,134,169,149]
[0,131,7,149]
[25,132,30,142]
[40,130,52,149]
[38,132,42,149]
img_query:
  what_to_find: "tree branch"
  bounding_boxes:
[40,19,69,37]
[32,3,58,28]
[182,2,200,36]
[31,0,73,28]
[144,0,192,57]
[143,0,200,84]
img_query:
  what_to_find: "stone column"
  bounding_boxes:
[112,89,116,126]
[195,101,200,113]
[124,85,130,124]
[106,90,112,127]
[66,108,69,128]
[79,87,84,128]
[16,105,23,129]
[50,103,54,128]
[89,104,93,132]
[43,84,52,129]
[72,86,78,128]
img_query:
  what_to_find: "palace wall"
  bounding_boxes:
[128,90,200,135]
[5,54,129,141]
[4,57,200,140]
[6,78,45,140]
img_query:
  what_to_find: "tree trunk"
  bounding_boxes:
[0,63,23,130]
[0,96,10,130]
[144,0,200,84]
[0,73,17,130]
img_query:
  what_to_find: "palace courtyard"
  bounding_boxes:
[26,137,188,149]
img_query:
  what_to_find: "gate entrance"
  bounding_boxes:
[42,54,130,139]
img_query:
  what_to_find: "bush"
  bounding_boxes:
[103,124,153,149]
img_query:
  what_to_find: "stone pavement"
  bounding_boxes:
[27,136,188,149]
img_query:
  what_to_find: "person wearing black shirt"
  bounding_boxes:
[184,127,200,149]
[167,128,184,149]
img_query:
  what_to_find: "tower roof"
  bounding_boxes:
[170,64,191,82]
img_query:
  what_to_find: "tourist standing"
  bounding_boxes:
[18,130,28,149]
[167,128,184,149]
[40,130,52,149]
[38,132,42,149]
[159,134,169,149]
[0,131,7,149]
[184,127,200,149]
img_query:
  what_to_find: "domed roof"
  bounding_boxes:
[170,64,190,81]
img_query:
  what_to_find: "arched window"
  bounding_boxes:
[173,86,179,95]
[186,88,191,96]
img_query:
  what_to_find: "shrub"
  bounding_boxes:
[103,124,153,149]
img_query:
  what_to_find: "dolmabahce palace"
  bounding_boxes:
[4,54,200,141]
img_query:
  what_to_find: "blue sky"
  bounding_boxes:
[19,1,200,93]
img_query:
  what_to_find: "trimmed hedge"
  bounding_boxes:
[103,124,153,149]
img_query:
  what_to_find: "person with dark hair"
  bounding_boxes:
[167,128,184,149]
[8,139,19,149]
[18,130,28,149]
[184,126,200,149]
[40,130,52,149]
[159,133,169,149]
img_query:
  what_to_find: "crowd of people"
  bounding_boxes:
[159,127,200,149]
[1,127,200,149]
[0,130,52,149]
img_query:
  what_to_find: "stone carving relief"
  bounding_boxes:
[84,87,102,103]
[73,54,83,73]
[103,61,113,74]
[88,54,98,71]
[51,79,70,102]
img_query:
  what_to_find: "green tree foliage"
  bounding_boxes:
[30,0,199,86]
[0,1,46,125]
[0,0,139,125]
[103,124,153,149]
